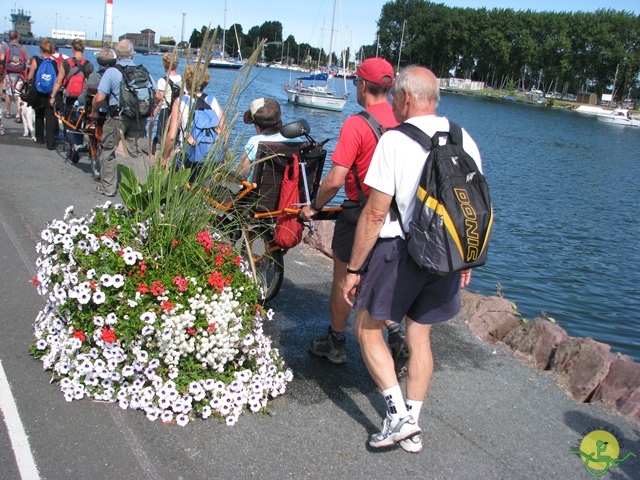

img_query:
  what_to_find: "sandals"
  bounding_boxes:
[15,115,22,124]
[3,112,10,119]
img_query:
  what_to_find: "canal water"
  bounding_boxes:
[49,48,640,361]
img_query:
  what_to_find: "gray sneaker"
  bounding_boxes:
[309,328,347,364]
[399,432,423,453]
[387,323,409,378]
[369,415,421,448]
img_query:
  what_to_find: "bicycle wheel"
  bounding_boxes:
[243,226,284,303]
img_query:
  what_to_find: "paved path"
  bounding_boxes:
[0,125,638,479]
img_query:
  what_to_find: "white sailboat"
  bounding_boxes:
[208,0,243,69]
[284,0,348,112]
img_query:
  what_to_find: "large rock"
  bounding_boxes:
[503,318,568,370]
[303,220,334,258]
[549,338,616,402]
[591,356,640,417]
[465,296,521,344]
[459,290,486,320]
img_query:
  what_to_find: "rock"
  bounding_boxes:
[303,220,334,258]
[459,291,485,319]
[549,338,616,402]
[617,387,640,418]
[503,318,568,370]
[465,296,521,344]
[591,356,640,416]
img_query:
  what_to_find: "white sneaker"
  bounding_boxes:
[399,432,423,453]
[369,415,421,448]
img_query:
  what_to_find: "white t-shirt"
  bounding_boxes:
[244,132,304,162]
[365,115,482,239]
[157,74,182,109]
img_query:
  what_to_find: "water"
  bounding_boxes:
[45,49,640,361]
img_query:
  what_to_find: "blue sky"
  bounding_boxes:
[7,0,640,53]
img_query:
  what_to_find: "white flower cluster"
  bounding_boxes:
[32,203,293,425]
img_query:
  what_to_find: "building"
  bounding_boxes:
[119,28,155,47]
[10,9,33,37]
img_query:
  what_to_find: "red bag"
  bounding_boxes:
[273,154,303,249]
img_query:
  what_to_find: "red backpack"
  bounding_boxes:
[63,58,88,98]
[273,154,304,250]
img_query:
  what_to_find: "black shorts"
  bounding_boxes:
[354,237,461,325]
[331,212,357,263]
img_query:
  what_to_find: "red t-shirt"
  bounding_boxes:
[331,102,398,201]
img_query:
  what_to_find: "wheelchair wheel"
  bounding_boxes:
[243,226,284,303]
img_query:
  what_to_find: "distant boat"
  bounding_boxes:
[525,89,545,105]
[596,108,639,127]
[208,0,244,70]
[284,0,348,112]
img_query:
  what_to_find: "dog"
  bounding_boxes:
[21,104,36,141]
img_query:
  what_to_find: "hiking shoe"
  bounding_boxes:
[399,432,423,453]
[388,323,409,379]
[369,415,421,448]
[96,186,116,197]
[309,328,347,364]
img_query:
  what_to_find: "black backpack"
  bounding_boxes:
[392,122,493,274]
[167,77,181,106]
[115,64,154,119]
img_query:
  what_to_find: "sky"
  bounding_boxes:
[6,0,640,53]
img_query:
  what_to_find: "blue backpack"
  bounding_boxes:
[35,57,57,94]
[183,94,221,163]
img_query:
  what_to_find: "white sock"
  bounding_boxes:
[381,385,407,423]
[405,399,423,423]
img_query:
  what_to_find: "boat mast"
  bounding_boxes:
[221,0,227,58]
[397,19,406,73]
[326,0,337,89]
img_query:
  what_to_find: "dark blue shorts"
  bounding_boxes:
[354,237,461,325]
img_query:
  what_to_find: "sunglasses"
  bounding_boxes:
[352,77,360,86]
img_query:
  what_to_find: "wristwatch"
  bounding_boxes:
[346,266,361,275]
[310,200,321,213]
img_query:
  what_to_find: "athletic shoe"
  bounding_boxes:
[0,125,4,135]
[399,432,423,453]
[388,323,409,379]
[309,327,347,364]
[369,415,421,448]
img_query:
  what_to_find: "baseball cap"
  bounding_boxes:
[356,58,394,87]
[243,98,281,128]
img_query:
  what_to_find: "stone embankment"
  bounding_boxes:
[304,220,640,421]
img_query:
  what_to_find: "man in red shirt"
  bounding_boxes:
[300,58,408,373]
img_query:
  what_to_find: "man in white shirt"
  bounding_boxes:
[341,65,481,453]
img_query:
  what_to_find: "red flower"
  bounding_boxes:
[31,276,39,287]
[138,283,150,294]
[103,230,116,239]
[101,326,116,343]
[89,280,97,290]
[216,244,232,256]
[215,255,225,266]
[138,260,147,278]
[172,238,179,248]
[151,281,165,296]
[161,300,174,312]
[172,275,188,292]
[196,230,213,255]
[232,255,242,266]
[207,270,225,293]
[72,328,86,342]
[118,249,124,256]
[208,323,216,332]
[187,327,196,335]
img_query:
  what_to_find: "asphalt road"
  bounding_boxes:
[0,123,639,480]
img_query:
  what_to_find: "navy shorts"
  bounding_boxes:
[354,237,462,325]
[331,212,357,263]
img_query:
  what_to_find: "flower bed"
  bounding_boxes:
[30,202,292,426]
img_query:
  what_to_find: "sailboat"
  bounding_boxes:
[284,0,348,112]
[208,0,243,69]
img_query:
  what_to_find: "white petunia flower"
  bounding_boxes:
[92,291,106,305]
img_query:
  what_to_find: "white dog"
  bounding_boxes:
[21,104,36,141]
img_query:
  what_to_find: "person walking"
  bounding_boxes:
[152,52,181,153]
[341,65,482,452]
[90,39,152,197]
[299,58,408,373]
[2,30,30,122]
[26,39,63,150]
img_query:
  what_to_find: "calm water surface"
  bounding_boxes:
[54,50,640,361]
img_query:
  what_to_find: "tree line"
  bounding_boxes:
[187,21,347,68]
[371,0,639,99]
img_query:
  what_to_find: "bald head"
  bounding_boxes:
[391,65,440,121]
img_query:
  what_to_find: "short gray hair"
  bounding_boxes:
[115,39,134,59]
[392,65,440,108]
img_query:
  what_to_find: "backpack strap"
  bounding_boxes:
[348,110,388,204]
